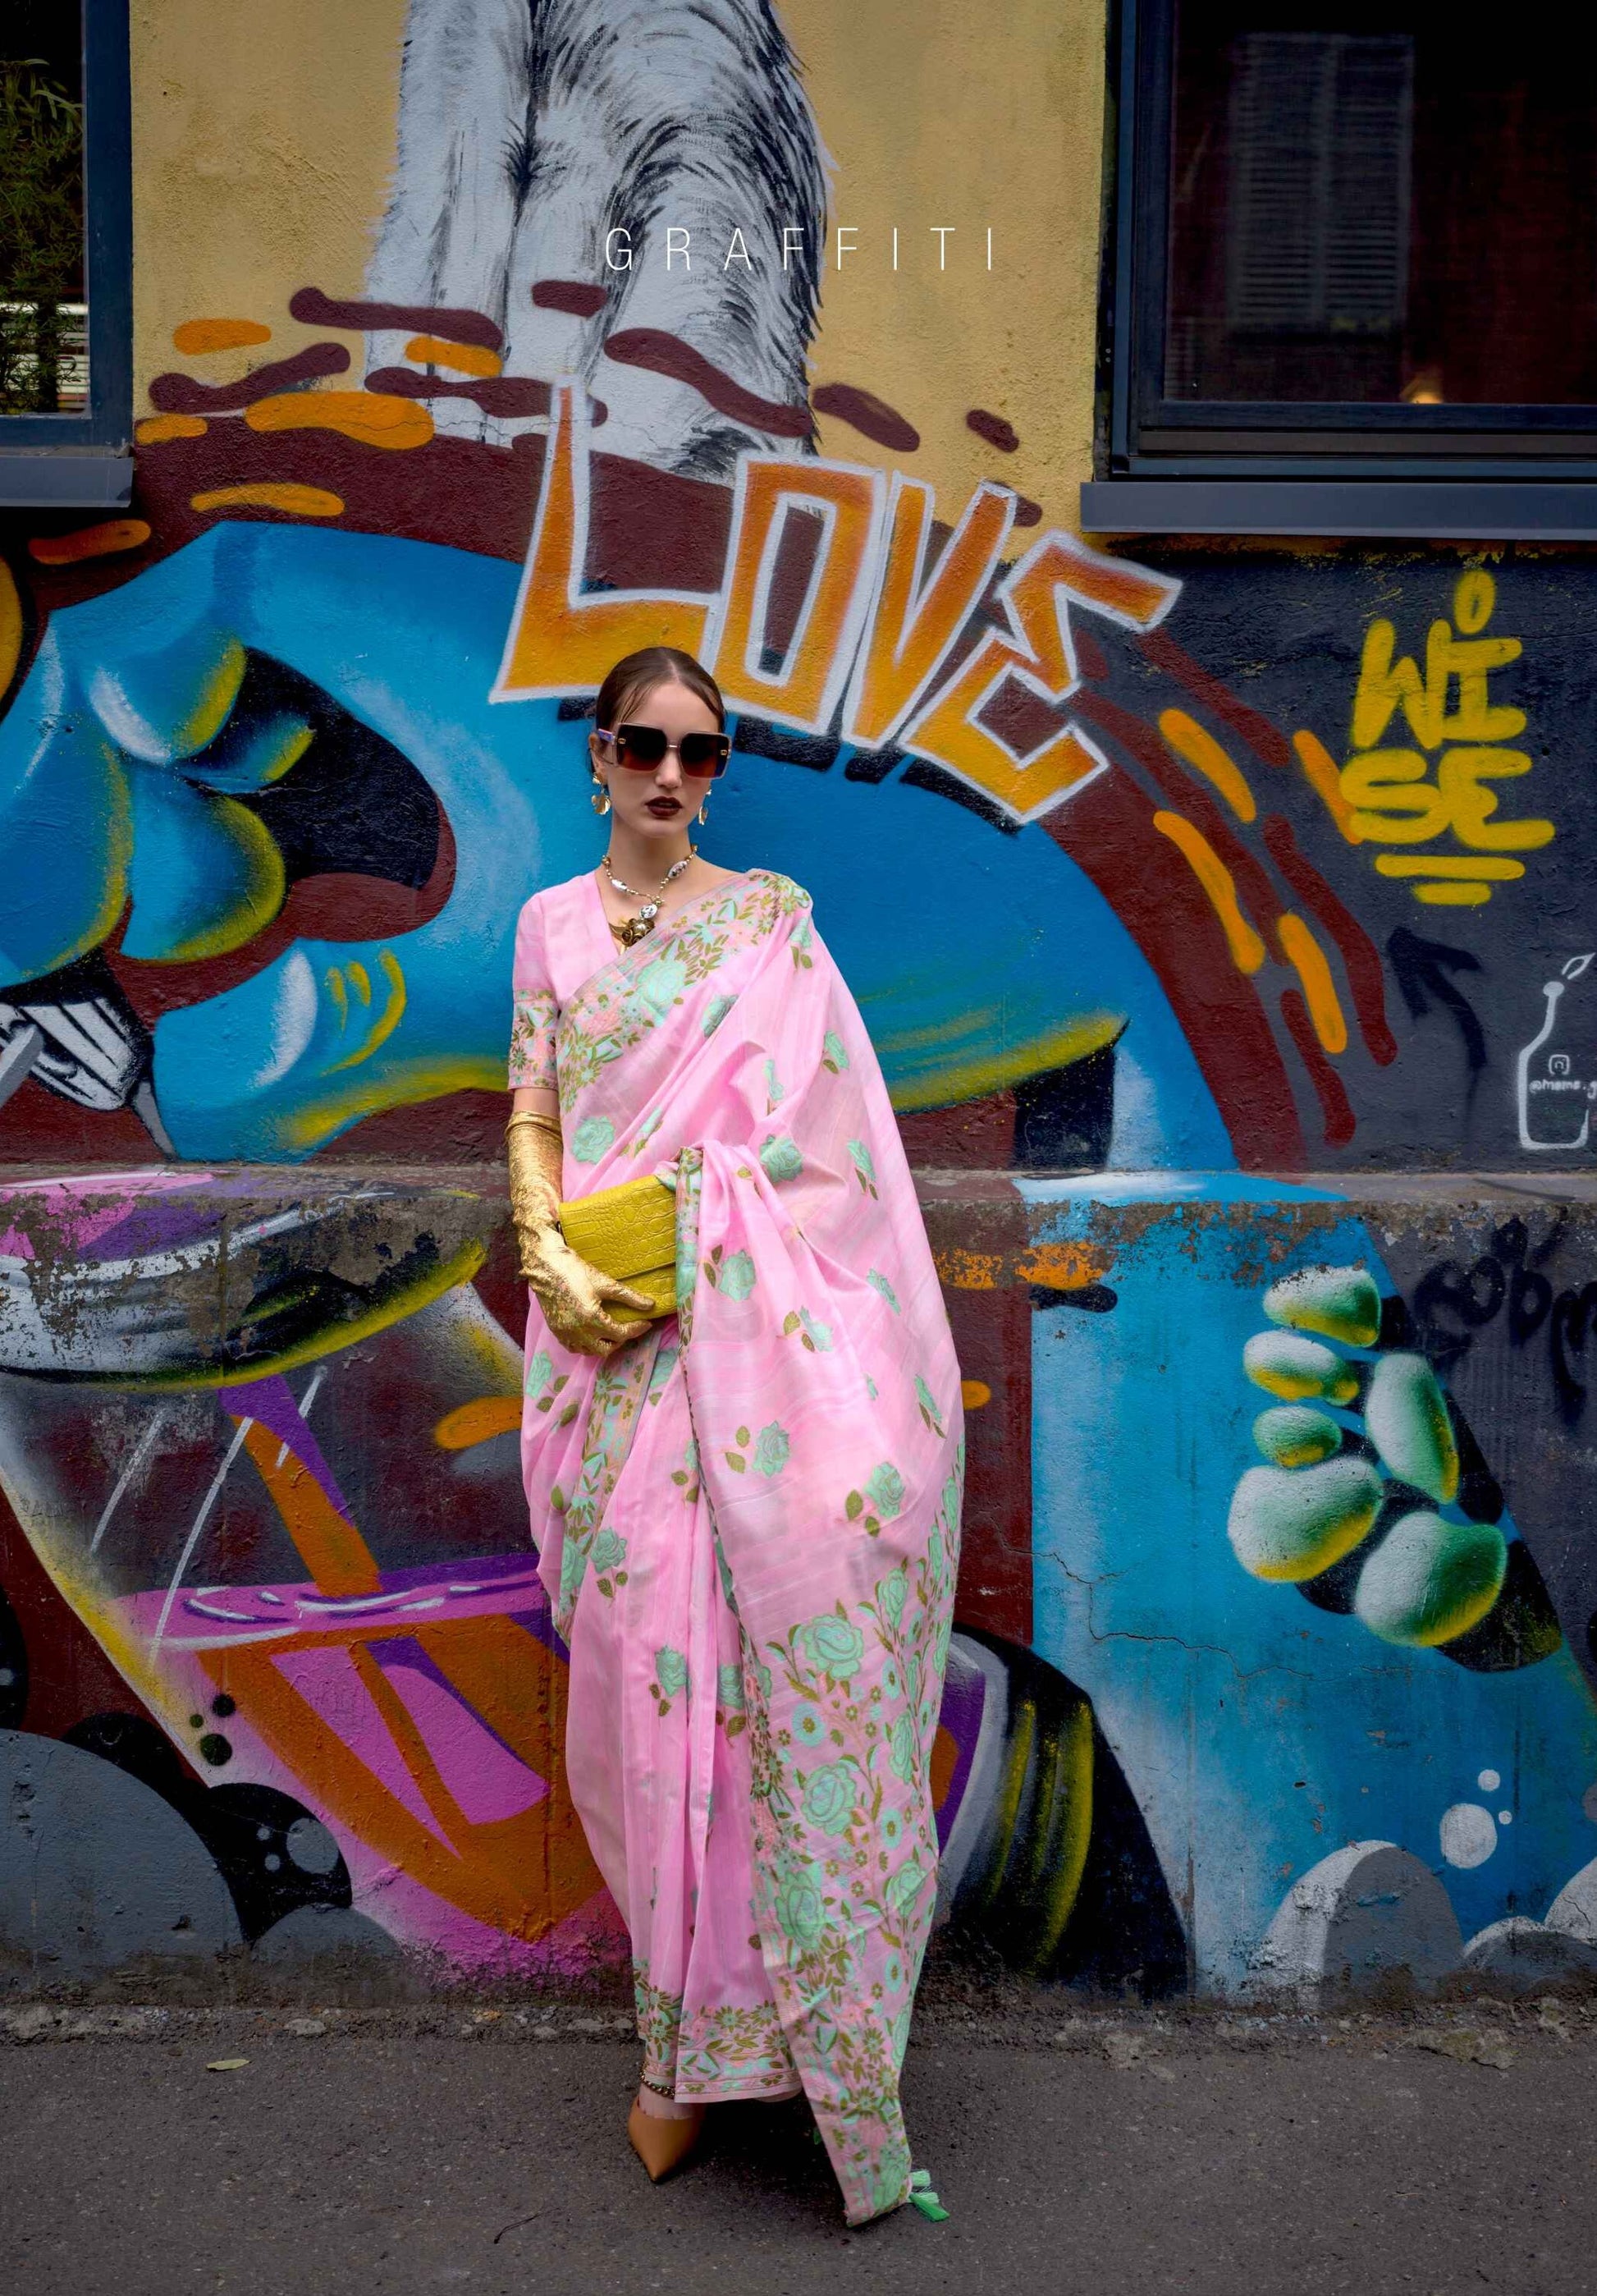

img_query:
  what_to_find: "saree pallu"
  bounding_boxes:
[515,869,963,2225]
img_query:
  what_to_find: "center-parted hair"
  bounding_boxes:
[594,648,727,745]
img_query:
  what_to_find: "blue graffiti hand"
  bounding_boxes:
[0,525,602,1157]
[1229,1265,1553,1657]
[0,521,1232,1165]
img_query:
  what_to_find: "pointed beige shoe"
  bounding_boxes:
[627,2097,706,2183]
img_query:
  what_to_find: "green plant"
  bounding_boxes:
[0,57,85,412]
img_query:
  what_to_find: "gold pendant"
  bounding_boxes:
[618,914,654,948]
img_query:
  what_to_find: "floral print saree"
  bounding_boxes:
[510,868,963,2225]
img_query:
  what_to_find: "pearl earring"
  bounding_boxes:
[592,781,611,816]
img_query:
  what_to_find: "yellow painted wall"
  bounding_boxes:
[130,0,407,392]
[789,0,1108,527]
[129,0,1106,525]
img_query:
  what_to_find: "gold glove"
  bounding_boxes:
[506,1111,653,1356]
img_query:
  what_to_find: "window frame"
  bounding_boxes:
[1091,0,1597,533]
[0,0,131,504]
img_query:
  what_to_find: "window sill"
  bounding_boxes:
[1080,479,1597,540]
[0,451,133,510]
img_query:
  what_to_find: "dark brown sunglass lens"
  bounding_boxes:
[615,724,669,766]
[680,736,730,777]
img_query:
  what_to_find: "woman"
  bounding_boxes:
[505,645,963,2227]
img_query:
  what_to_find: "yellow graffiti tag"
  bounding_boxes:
[1341,573,1553,905]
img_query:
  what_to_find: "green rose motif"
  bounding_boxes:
[878,1568,907,1629]
[591,1529,627,1574]
[716,1249,757,1302]
[865,1461,906,1519]
[655,1646,689,1698]
[871,2139,911,2215]
[801,1761,859,1837]
[800,1611,865,1680]
[759,1134,803,1181]
[935,1616,952,1673]
[560,1539,587,1605]
[881,1659,903,1703]
[702,993,736,1038]
[927,1528,945,1584]
[886,1856,927,1917]
[637,953,689,1013]
[763,1057,785,1107]
[822,1029,849,1072]
[799,1307,833,1351]
[771,1861,827,1955]
[630,1107,663,1153]
[881,1806,905,1854]
[716,1662,745,1714]
[848,1139,877,1187]
[524,1349,555,1400]
[570,1115,615,1165]
[793,1703,826,1748]
[884,1950,906,1993]
[889,1710,916,1782]
[867,1269,900,1313]
[753,1423,790,1478]
[892,2007,913,2069]
[756,1661,774,1701]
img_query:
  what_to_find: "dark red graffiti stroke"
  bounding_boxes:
[1280,988,1357,1149]
[1046,768,1306,1171]
[531,280,608,318]
[149,342,350,413]
[966,409,1020,453]
[601,329,812,440]
[1262,814,1397,1067]
[1142,628,1294,772]
[1070,686,1285,956]
[288,287,503,351]
[366,369,597,422]
[812,383,920,452]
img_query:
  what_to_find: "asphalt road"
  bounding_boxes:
[4,2011,1595,2295]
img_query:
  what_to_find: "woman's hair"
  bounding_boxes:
[593,646,726,736]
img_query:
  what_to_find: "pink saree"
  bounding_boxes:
[510,868,963,2226]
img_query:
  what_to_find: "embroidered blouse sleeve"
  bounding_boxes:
[507,896,559,1091]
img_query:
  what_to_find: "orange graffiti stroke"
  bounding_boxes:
[1159,708,1257,823]
[435,1395,523,1450]
[137,413,208,444]
[1277,913,1348,1056]
[29,520,151,566]
[190,484,345,520]
[404,333,503,378]
[245,390,434,451]
[173,318,272,354]
[1292,729,1361,843]
[1151,809,1267,974]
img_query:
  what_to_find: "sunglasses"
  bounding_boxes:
[596,723,731,778]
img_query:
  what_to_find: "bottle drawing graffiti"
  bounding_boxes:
[1517,952,1596,1152]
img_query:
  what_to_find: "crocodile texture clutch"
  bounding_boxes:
[559,1172,677,1318]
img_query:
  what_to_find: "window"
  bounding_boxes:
[1087,0,1597,534]
[0,0,130,502]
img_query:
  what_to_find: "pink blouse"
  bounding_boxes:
[506,873,616,1092]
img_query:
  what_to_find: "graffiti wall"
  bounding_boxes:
[5,0,1597,1999]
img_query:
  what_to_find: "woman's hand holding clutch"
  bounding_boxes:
[506,1110,654,1355]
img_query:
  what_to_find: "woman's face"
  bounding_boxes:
[588,678,721,846]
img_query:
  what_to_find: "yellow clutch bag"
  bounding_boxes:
[559,1173,678,1318]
